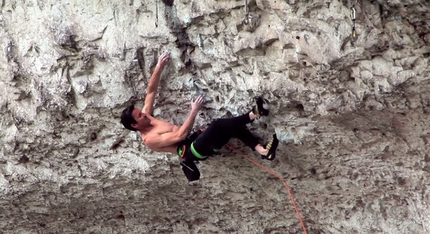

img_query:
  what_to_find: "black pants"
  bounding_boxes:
[192,113,260,158]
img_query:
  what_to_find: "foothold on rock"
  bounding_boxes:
[90,132,97,141]
[304,34,310,44]
[310,168,317,174]
[110,139,124,150]
[18,155,29,164]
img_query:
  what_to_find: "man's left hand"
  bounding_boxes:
[158,51,171,68]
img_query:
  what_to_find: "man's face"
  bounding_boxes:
[131,108,150,129]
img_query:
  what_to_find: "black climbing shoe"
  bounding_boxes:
[261,134,279,160]
[252,96,270,117]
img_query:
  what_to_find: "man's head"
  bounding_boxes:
[120,105,150,131]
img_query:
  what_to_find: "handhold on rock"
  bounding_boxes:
[304,34,310,44]
[162,0,174,6]
[295,36,302,54]
[243,13,261,32]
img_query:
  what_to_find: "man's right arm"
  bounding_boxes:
[142,52,170,116]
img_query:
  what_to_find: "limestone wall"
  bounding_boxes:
[0,0,429,233]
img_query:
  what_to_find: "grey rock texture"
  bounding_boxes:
[0,0,429,233]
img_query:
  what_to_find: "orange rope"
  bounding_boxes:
[226,144,308,234]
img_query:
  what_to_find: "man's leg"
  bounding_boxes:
[232,125,261,151]
[192,96,277,158]
[192,113,256,155]
[193,118,278,159]
[231,126,279,160]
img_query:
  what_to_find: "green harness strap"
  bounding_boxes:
[191,142,207,159]
[177,143,208,160]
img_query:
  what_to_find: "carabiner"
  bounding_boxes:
[350,7,356,21]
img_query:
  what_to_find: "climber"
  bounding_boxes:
[120,51,279,181]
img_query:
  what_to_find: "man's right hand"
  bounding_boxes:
[191,95,205,112]
[158,51,171,68]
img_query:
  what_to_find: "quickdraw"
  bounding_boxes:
[155,0,159,27]
[243,0,249,25]
[350,6,356,38]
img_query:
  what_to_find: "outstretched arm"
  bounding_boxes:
[142,51,171,116]
[144,96,205,149]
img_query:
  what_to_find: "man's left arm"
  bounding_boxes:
[142,51,170,116]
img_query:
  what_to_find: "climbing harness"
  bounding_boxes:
[350,6,357,38]
[177,130,205,181]
[226,144,308,234]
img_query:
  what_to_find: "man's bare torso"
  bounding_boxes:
[141,115,180,154]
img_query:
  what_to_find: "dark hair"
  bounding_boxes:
[120,105,137,131]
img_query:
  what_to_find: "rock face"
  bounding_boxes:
[0,0,429,233]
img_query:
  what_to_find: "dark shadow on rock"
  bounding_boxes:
[164,3,197,75]
[162,0,174,6]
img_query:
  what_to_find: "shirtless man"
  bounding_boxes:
[120,51,279,181]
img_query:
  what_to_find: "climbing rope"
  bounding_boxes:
[226,144,309,234]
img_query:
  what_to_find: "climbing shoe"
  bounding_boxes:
[261,134,279,160]
[252,96,270,117]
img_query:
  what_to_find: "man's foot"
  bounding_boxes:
[252,96,270,117]
[261,134,279,160]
